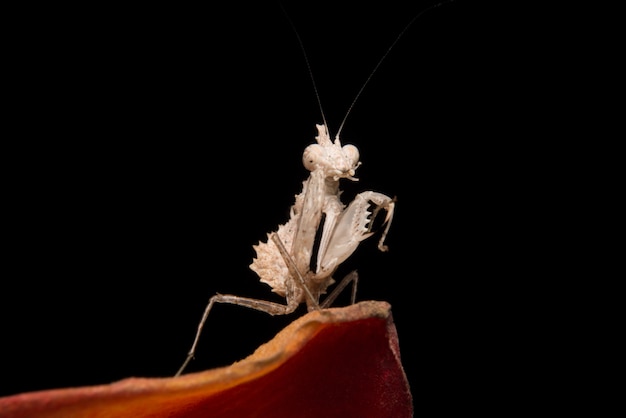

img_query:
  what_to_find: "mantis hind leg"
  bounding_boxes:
[175,293,299,377]
[320,270,359,309]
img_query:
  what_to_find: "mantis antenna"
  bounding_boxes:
[280,1,455,140]
[279,4,330,134]
[336,1,455,140]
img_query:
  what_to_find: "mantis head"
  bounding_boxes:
[303,124,361,182]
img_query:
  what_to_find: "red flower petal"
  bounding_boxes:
[0,301,412,418]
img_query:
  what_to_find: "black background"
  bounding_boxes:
[2,0,571,413]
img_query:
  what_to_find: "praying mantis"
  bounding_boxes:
[175,2,451,377]
[175,120,395,376]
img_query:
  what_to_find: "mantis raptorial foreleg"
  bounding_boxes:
[355,191,396,252]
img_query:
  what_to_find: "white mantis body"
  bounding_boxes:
[175,123,395,376]
[175,2,451,377]
[250,123,395,313]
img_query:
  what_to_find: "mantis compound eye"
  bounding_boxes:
[342,144,360,168]
[303,143,324,171]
